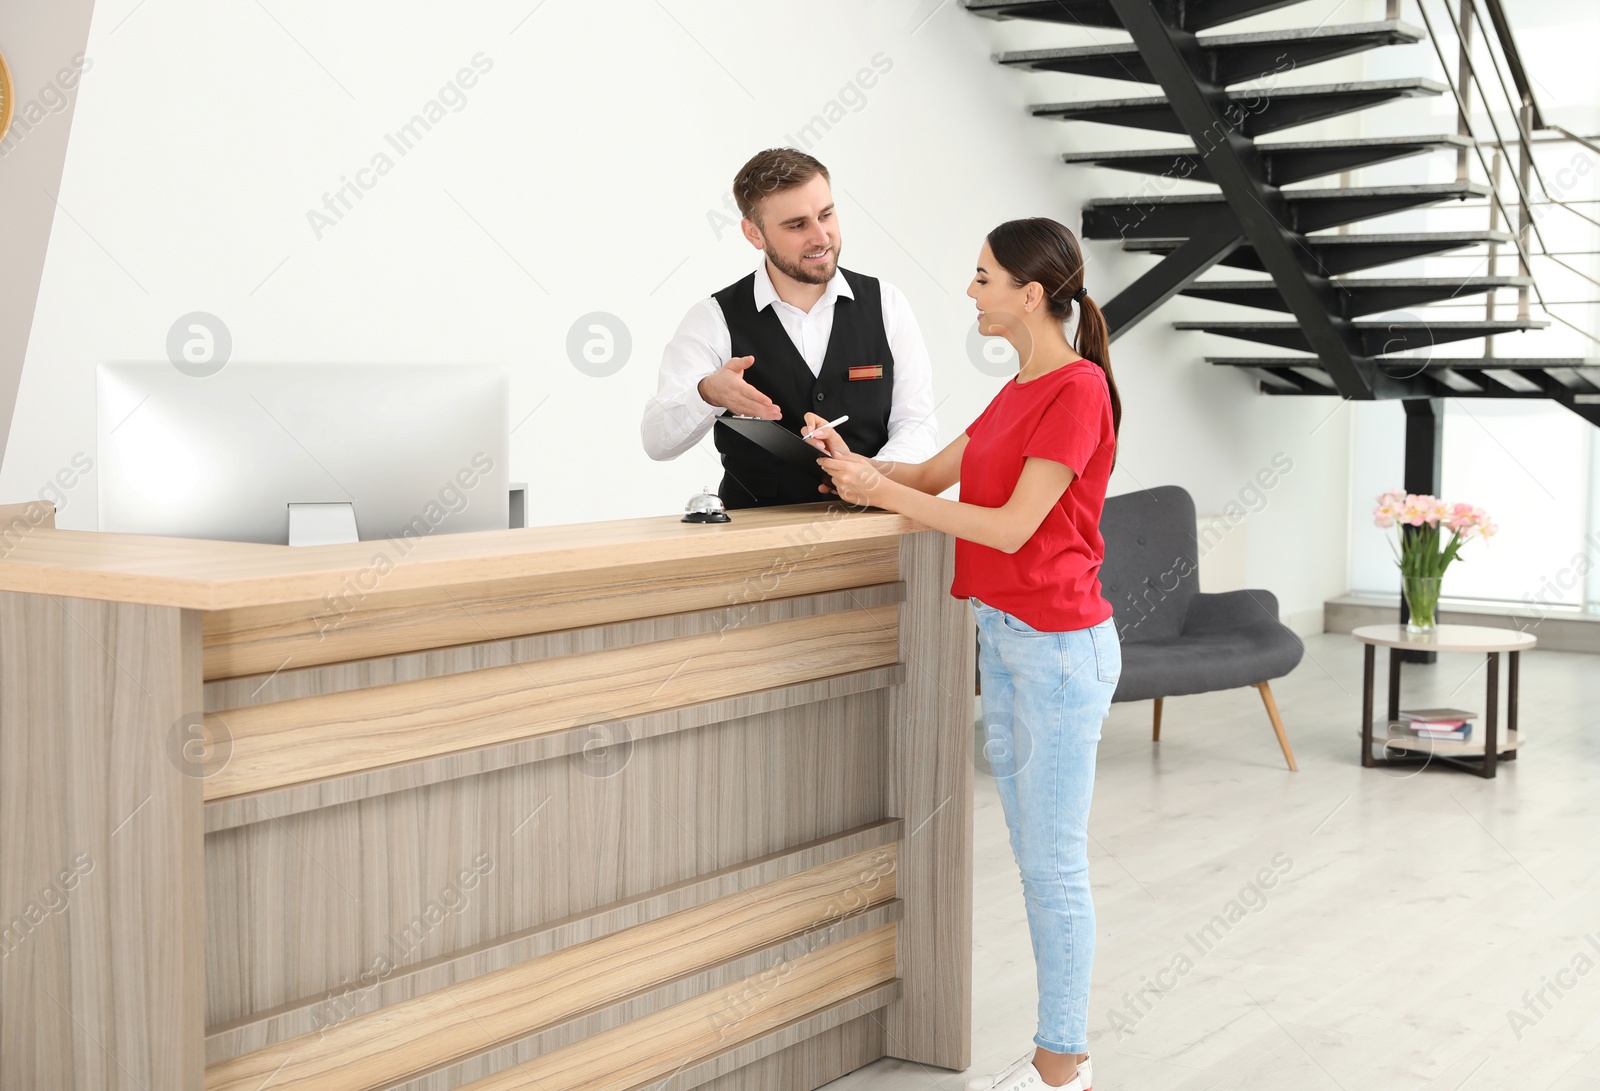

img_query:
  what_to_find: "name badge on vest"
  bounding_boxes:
[847,364,884,381]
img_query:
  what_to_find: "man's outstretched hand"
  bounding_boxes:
[697,356,780,420]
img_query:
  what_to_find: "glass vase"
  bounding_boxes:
[1402,575,1442,633]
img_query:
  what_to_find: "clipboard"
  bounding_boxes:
[714,416,830,482]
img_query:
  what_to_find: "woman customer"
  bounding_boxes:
[807,217,1121,1091]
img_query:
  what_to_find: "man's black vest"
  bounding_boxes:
[711,267,894,508]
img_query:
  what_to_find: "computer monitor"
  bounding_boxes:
[97,362,510,545]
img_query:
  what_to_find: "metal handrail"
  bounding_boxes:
[1466,2,1600,309]
[1464,1,1600,234]
[1551,126,1600,158]
[1382,252,1600,259]
[1453,3,1600,257]
[1531,133,1600,145]
[1397,301,1600,308]
[1413,3,1545,302]
[1475,0,1544,128]
[1411,0,1600,349]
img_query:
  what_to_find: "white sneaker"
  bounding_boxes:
[964,1051,1089,1091]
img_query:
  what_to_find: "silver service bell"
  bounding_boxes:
[682,485,730,523]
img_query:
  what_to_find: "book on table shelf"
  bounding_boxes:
[1387,722,1474,742]
[1413,725,1472,741]
[1390,708,1476,742]
[1399,707,1477,725]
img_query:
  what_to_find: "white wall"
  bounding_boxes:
[1342,0,1600,610]
[2,0,1366,632]
[1348,400,1594,607]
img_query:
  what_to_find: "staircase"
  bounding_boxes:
[963,0,1600,438]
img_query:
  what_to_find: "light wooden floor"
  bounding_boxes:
[822,632,1600,1091]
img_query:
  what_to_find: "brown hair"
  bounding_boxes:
[732,148,831,226]
[985,217,1121,441]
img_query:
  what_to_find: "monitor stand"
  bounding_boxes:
[288,502,359,546]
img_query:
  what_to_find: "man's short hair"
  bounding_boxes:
[732,149,831,225]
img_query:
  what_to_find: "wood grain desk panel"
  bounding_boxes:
[452,926,899,1091]
[884,530,975,1069]
[0,508,971,1091]
[204,847,896,1091]
[202,581,905,712]
[651,992,894,1091]
[0,593,205,1089]
[203,602,899,800]
[202,666,902,834]
[204,820,901,1062]
[202,690,893,1029]
[389,934,904,1091]
[201,539,900,680]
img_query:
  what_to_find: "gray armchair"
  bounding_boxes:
[1098,485,1303,770]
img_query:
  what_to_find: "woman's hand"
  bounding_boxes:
[803,413,856,497]
[819,453,891,508]
[801,412,852,458]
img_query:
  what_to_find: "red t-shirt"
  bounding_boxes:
[949,359,1116,631]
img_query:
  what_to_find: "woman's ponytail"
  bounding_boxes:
[1073,293,1120,442]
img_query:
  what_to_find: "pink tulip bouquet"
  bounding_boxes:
[1373,491,1496,631]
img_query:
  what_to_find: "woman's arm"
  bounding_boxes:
[820,453,1075,555]
[875,433,967,495]
[802,413,966,496]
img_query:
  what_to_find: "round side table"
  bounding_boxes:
[1352,624,1536,779]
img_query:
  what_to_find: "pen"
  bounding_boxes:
[802,414,850,442]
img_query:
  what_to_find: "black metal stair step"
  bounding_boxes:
[1083,181,1490,239]
[1124,228,1510,274]
[1425,361,1600,397]
[1207,357,1344,392]
[1173,318,1549,354]
[963,0,1307,32]
[1000,21,1422,86]
[1181,275,1532,317]
[1033,77,1444,136]
[1209,356,1600,398]
[1061,134,1473,186]
[1372,359,1600,397]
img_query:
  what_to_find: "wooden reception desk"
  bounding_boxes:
[0,503,973,1091]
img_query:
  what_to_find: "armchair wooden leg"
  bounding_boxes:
[1152,697,1163,742]
[1253,681,1298,772]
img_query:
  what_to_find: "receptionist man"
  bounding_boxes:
[641,148,939,508]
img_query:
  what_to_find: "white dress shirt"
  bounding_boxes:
[641,261,940,463]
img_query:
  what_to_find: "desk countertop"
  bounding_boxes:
[0,504,922,611]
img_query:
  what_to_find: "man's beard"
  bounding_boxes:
[765,237,841,285]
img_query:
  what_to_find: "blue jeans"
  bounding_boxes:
[970,597,1121,1055]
